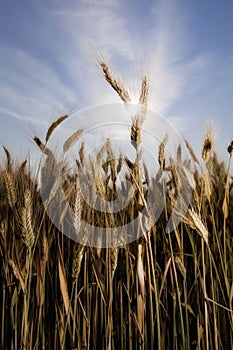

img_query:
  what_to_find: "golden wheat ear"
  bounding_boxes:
[100,62,131,104]
[21,189,35,250]
[158,134,168,170]
[2,171,17,209]
[72,243,85,283]
[139,76,149,108]
[131,117,142,150]
[63,129,83,153]
[185,140,199,164]
[45,114,69,143]
[202,122,215,162]
[2,146,12,172]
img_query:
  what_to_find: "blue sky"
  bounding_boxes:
[0,0,233,166]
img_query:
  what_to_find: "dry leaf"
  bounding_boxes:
[58,253,70,315]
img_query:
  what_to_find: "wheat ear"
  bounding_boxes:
[185,140,199,164]
[202,124,214,162]
[72,244,85,283]
[158,134,168,170]
[2,172,16,209]
[182,208,209,244]
[63,129,83,153]
[45,114,69,143]
[139,76,149,108]
[22,190,35,250]
[73,177,82,234]
[3,146,12,172]
[100,62,131,103]
[110,247,119,279]
[131,117,142,150]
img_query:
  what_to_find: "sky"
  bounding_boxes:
[0,0,233,169]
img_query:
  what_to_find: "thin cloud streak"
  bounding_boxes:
[0,43,80,126]
[0,107,47,126]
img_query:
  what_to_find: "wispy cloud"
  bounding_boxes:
[0,43,80,127]
[1,0,231,159]
[0,107,47,126]
[142,1,209,115]
[0,0,210,125]
[48,0,211,119]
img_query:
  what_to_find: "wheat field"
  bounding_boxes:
[0,63,233,350]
